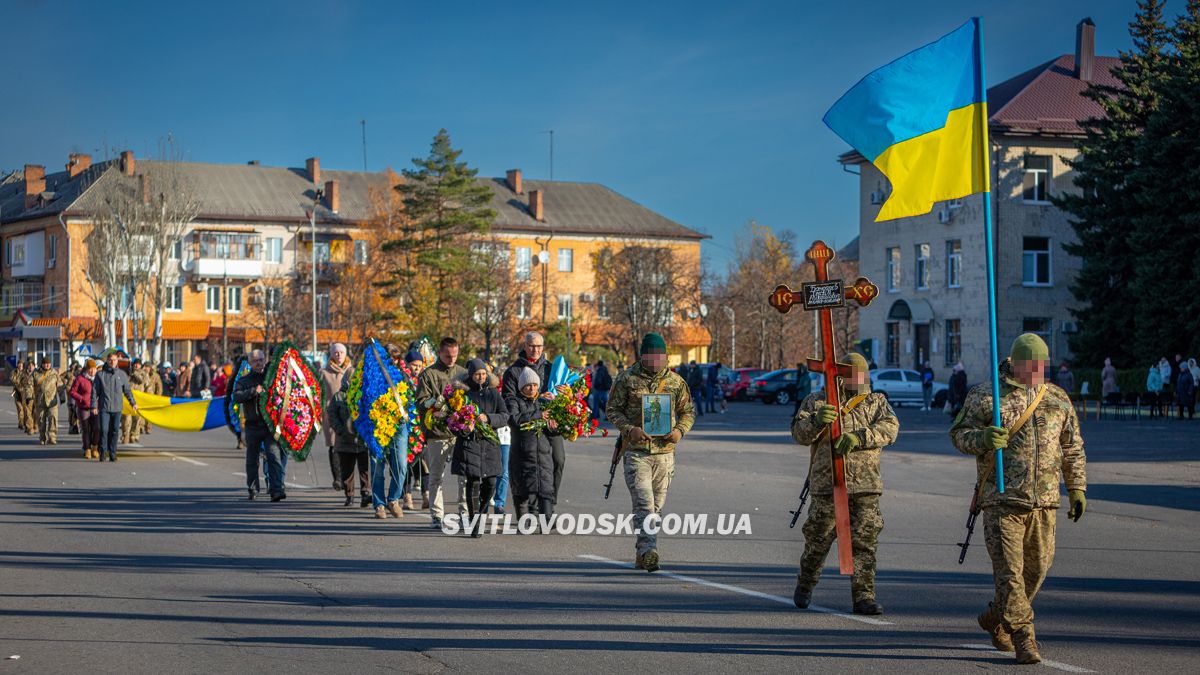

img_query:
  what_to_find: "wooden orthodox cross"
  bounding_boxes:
[768,240,879,575]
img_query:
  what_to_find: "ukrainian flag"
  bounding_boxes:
[123,391,228,433]
[824,18,989,221]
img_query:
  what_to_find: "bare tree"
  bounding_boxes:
[592,243,701,361]
[464,239,522,361]
[82,175,142,348]
[142,143,201,362]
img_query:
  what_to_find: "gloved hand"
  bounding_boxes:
[981,426,1009,451]
[833,432,862,455]
[1067,489,1086,522]
[816,403,838,425]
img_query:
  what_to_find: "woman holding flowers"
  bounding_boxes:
[450,359,511,537]
[506,366,558,521]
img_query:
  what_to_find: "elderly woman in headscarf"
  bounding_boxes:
[320,343,353,490]
[450,359,511,537]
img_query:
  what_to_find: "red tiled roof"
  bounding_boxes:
[988,54,1123,135]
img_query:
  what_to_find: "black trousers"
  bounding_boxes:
[514,493,554,518]
[464,476,497,521]
[550,435,565,502]
[328,446,342,487]
[337,451,369,496]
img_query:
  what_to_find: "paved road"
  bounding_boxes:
[0,393,1197,673]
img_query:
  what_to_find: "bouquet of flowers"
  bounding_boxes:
[519,358,607,441]
[352,339,416,459]
[261,342,323,461]
[423,382,500,444]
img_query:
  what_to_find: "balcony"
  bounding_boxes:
[194,257,263,279]
[191,231,263,279]
[296,261,346,285]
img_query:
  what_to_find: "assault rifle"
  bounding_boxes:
[957,482,982,564]
[603,436,624,499]
[788,479,811,528]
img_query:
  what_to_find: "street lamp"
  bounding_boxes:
[722,305,735,367]
[309,188,324,358]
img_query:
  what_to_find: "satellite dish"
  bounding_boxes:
[699,304,709,318]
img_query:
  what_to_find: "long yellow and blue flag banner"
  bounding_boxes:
[823,18,989,221]
[122,391,228,433]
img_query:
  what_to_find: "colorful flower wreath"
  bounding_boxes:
[261,341,323,460]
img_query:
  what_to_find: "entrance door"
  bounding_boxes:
[913,324,930,369]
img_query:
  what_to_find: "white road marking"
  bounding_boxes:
[959,644,1094,673]
[158,451,207,466]
[578,554,892,626]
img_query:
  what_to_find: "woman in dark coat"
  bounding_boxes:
[948,362,968,415]
[506,366,558,520]
[452,359,510,536]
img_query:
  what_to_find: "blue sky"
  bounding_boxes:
[1,0,1142,271]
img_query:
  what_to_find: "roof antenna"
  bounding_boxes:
[361,119,368,171]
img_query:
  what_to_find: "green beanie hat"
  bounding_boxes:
[1011,333,1049,362]
[640,332,667,355]
[847,353,869,372]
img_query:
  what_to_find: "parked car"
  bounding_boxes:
[747,368,824,406]
[723,368,765,401]
[870,368,948,408]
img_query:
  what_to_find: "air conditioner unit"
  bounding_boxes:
[196,282,208,292]
[937,208,953,224]
[579,292,594,303]
[1062,320,1079,334]
[869,190,886,205]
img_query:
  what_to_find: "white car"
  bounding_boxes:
[870,368,948,408]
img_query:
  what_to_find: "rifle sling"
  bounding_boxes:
[976,384,1048,496]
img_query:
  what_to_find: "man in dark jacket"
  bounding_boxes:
[232,349,286,501]
[501,331,566,502]
[189,354,211,398]
[591,360,613,423]
[685,360,705,417]
[706,363,721,414]
[93,351,138,461]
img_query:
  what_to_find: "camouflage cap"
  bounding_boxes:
[1011,333,1049,362]
[847,353,869,372]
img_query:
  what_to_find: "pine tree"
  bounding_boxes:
[1128,0,1200,363]
[380,129,497,340]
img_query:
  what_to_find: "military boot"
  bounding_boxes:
[852,597,884,615]
[1013,627,1042,665]
[634,552,646,570]
[641,549,660,573]
[793,580,812,609]
[978,605,1013,652]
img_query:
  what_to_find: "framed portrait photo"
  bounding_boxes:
[641,393,673,437]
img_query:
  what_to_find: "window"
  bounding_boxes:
[32,339,61,368]
[265,287,282,313]
[206,286,221,312]
[877,370,903,381]
[4,240,10,266]
[45,285,55,312]
[886,247,901,292]
[558,248,574,272]
[264,237,283,263]
[354,240,368,265]
[47,234,57,268]
[947,198,963,209]
[170,238,183,260]
[946,240,962,288]
[945,319,961,366]
[515,247,531,281]
[12,242,25,266]
[1022,237,1051,286]
[166,284,183,311]
[312,242,331,264]
[915,243,930,290]
[227,286,242,313]
[517,292,531,319]
[198,232,260,259]
[885,323,900,366]
[316,292,331,328]
[557,293,573,319]
[597,294,609,319]
[1023,155,1051,203]
[1023,317,1053,360]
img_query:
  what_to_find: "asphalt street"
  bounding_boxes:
[0,393,1197,673]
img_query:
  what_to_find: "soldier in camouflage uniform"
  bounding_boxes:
[15,361,38,435]
[139,361,162,436]
[790,352,898,615]
[950,333,1087,665]
[606,332,696,573]
[122,359,150,444]
[32,357,62,445]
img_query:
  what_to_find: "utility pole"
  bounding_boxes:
[540,129,554,180]
[309,188,324,358]
[723,305,735,367]
[360,119,368,171]
[221,243,229,362]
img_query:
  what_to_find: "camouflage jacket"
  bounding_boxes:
[14,370,35,398]
[950,361,1087,510]
[32,369,61,407]
[791,386,899,496]
[606,363,696,454]
[129,368,150,393]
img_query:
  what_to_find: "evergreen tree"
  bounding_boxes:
[1128,0,1200,363]
[1055,1,1170,367]
[380,129,497,340]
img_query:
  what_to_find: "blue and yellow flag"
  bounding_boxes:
[824,18,989,221]
[123,391,227,433]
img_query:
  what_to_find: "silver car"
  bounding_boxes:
[869,368,948,408]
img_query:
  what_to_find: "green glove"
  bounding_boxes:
[816,403,838,425]
[1067,489,1086,522]
[981,426,1009,451]
[834,432,862,455]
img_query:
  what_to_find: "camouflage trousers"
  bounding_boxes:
[35,404,58,444]
[982,504,1056,634]
[17,399,35,434]
[121,412,142,444]
[798,493,884,602]
[624,450,675,556]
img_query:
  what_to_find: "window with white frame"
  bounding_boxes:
[945,319,961,366]
[915,243,930,290]
[170,238,183,260]
[12,242,25,266]
[887,247,901,292]
[354,240,368,265]
[312,242,331,264]
[316,292,331,327]
[946,240,962,288]
[1023,155,1051,203]
[206,286,221,312]
[227,286,242,313]
[265,287,282,313]
[1022,237,1052,286]
[557,293,573,319]
[558,248,574,273]
[166,284,183,311]
[47,234,57,268]
[264,237,283,263]
[517,292,531,319]
[515,247,531,281]
[597,294,609,319]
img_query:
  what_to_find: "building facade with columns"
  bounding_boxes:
[842,19,1117,383]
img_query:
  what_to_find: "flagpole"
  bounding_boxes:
[976,17,1004,493]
